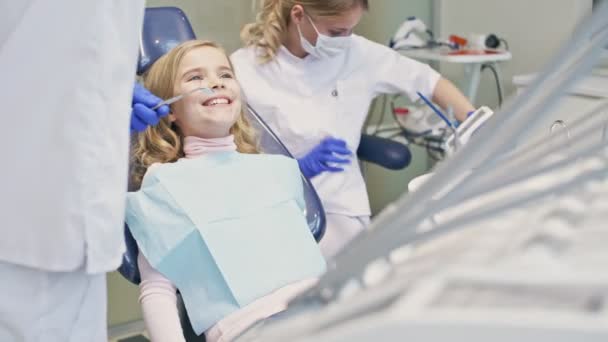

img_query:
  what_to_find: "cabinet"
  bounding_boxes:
[512,69,608,145]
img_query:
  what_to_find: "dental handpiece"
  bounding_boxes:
[151,87,214,110]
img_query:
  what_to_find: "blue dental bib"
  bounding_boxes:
[126,152,326,334]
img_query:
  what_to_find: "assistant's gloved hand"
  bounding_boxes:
[297,137,352,179]
[130,82,170,133]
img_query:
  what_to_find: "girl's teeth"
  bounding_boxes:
[207,98,229,106]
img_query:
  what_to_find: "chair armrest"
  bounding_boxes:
[357,134,411,170]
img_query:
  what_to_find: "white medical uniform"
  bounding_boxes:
[0,1,144,341]
[231,35,440,258]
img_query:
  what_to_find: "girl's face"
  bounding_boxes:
[170,46,242,139]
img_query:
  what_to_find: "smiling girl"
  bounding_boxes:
[126,40,325,342]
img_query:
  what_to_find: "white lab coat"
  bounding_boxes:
[0,0,144,273]
[231,35,440,254]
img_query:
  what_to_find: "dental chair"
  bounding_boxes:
[118,6,411,341]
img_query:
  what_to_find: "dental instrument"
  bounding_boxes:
[151,87,214,110]
[444,106,495,155]
[416,91,454,130]
[416,92,462,153]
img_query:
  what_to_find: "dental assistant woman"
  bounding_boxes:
[231,0,475,258]
[0,1,148,341]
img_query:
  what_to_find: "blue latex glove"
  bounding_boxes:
[297,137,352,179]
[130,83,170,133]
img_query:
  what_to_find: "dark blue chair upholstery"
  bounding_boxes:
[137,7,196,75]
[117,225,140,283]
[358,134,411,170]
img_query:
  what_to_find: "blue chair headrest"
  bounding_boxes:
[138,7,196,75]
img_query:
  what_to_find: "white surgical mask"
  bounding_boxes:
[297,14,351,59]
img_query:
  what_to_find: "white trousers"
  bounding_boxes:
[319,214,370,260]
[0,262,107,342]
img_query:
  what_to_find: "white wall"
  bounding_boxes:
[357,0,432,45]
[433,0,592,108]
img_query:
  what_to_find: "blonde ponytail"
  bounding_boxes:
[241,0,287,64]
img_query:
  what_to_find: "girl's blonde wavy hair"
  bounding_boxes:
[241,0,368,63]
[131,40,259,189]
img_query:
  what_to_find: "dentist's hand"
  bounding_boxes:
[130,83,170,133]
[297,137,352,179]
